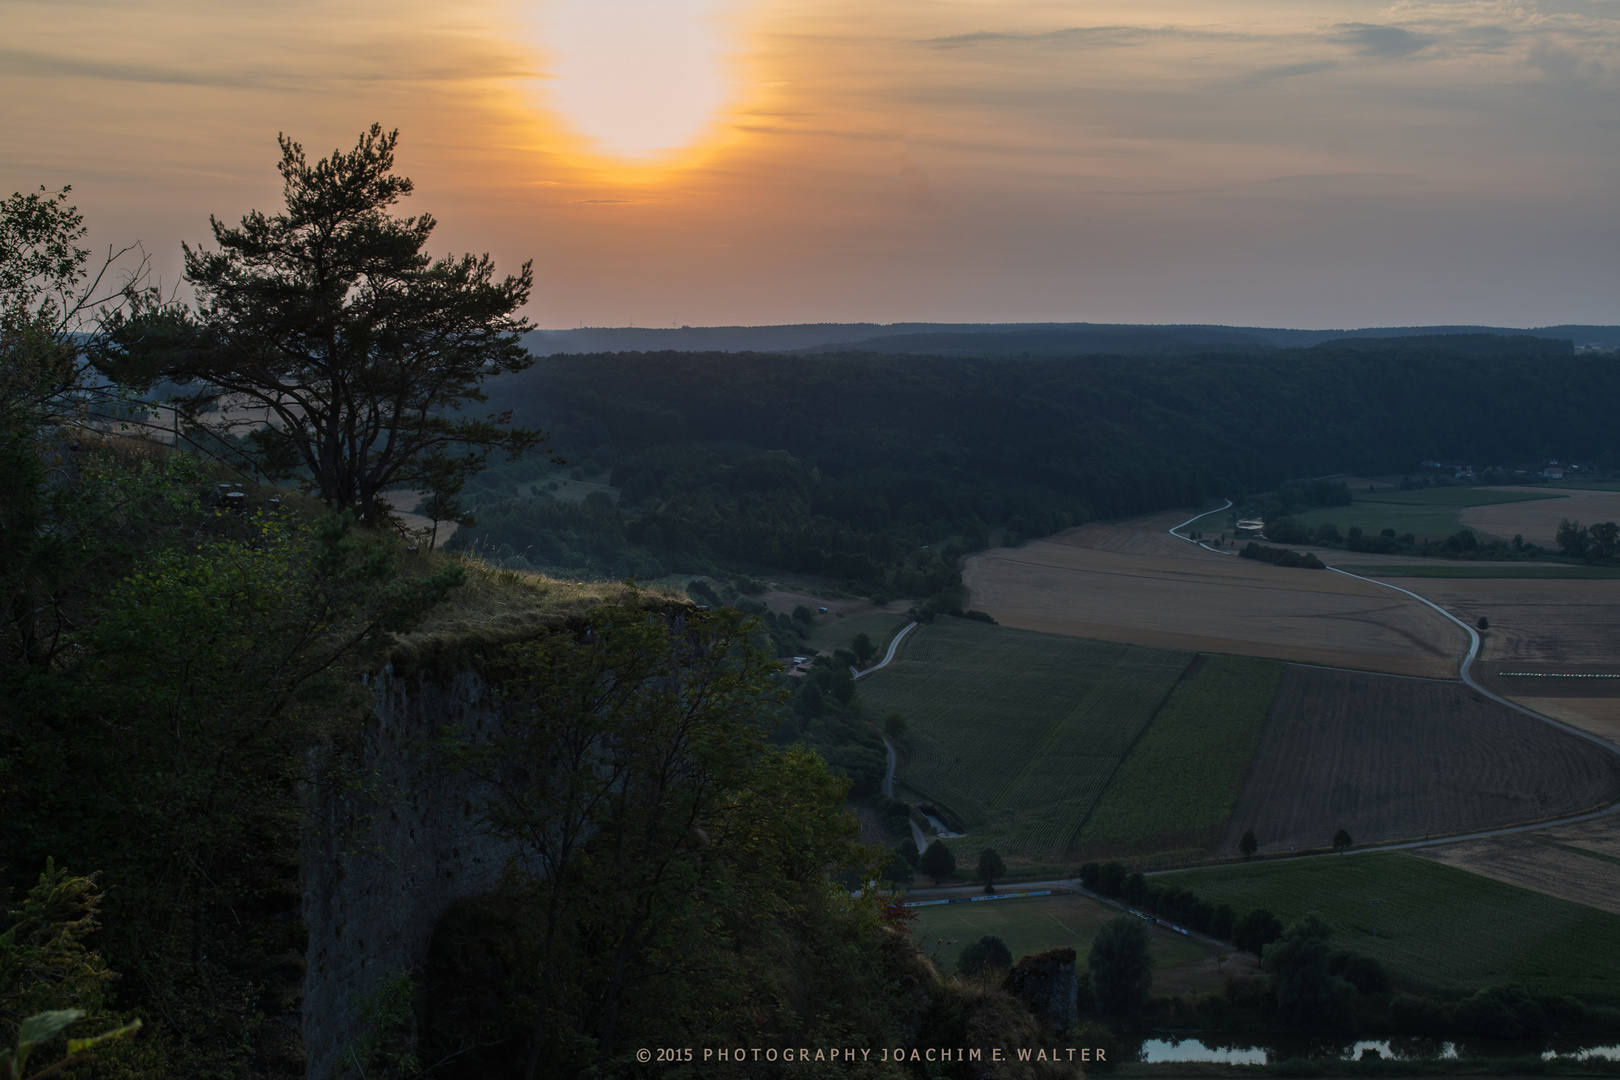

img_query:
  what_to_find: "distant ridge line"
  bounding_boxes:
[525,321,1619,357]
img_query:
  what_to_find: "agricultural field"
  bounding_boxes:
[1075,655,1284,864]
[1395,576,1620,689]
[1348,564,1620,579]
[1417,817,1620,916]
[1461,488,1620,547]
[1157,853,1620,1002]
[804,608,912,657]
[755,590,911,657]
[1512,699,1620,747]
[910,892,1237,995]
[1287,487,1561,543]
[1223,665,1620,857]
[860,618,1191,869]
[961,513,1463,678]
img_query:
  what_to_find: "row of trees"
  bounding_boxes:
[1556,518,1620,559]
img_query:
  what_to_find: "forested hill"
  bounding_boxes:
[456,345,1620,584]
[524,321,1620,355]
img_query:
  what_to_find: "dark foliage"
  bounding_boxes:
[957,935,1014,978]
[1087,917,1153,1016]
[1234,908,1284,955]
[456,346,1620,583]
[96,125,546,525]
[1240,542,1325,569]
[917,841,957,886]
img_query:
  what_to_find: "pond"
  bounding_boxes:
[1133,1034,1620,1065]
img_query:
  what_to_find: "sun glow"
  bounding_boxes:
[524,0,742,166]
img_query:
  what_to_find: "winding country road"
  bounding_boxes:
[903,507,1620,899]
[852,620,918,680]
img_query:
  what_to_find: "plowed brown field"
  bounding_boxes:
[1511,699,1620,747]
[1222,666,1620,856]
[962,514,1463,678]
[1418,818,1620,915]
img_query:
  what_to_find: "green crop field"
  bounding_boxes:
[1075,655,1283,863]
[911,892,1207,974]
[1354,489,1565,508]
[805,610,912,656]
[860,619,1191,869]
[1348,564,1620,579]
[1157,853,1620,1002]
[1290,488,1561,542]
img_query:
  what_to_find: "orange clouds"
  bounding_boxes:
[3,0,1618,327]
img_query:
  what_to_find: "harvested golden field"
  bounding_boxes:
[1417,817,1620,915]
[1222,666,1620,856]
[1460,487,1620,545]
[1392,576,1620,688]
[962,515,1463,678]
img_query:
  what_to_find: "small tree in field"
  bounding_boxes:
[851,632,876,667]
[917,840,956,886]
[1333,828,1353,853]
[976,848,1006,893]
[1240,829,1259,859]
[1477,616,1490,631]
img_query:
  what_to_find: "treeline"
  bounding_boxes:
[1239,543,1326,569]
[451,346,1620,586]
[1075,863,1620,1041]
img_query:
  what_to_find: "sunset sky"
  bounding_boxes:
[3,0,1617,329]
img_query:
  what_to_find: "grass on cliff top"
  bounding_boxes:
[389,549,687,662]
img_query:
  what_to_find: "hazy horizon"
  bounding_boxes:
[4,0,1617,329]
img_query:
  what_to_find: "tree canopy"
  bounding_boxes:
[97,125,546,525]
[1087,915,1153,1016]
[917,840,956,886]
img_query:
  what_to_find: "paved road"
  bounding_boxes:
[892,510,1620,907]
[852,621,918,680]
[1168,499,1236,555]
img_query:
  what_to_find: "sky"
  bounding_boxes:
[2,0,1618,329]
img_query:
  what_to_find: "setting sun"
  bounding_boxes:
[522,0,741,164]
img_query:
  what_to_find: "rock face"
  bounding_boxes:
[1004,948,1079,1031]
[301,659,526,1080]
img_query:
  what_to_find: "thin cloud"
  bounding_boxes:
[1332,23,1439,58]
[1228,59,1341,88]
[920,26,1255,50]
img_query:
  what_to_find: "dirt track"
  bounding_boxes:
[963,514,1464,678]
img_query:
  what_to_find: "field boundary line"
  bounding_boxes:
[1168,499,1236,555]
[1060,651,1202,852]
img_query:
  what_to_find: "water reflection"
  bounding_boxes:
[1134,1034,1620,1064]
